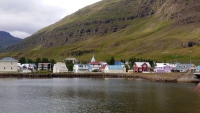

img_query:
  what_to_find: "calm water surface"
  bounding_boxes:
[0,78,200,113]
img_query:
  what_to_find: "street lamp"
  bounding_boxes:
[190,51,192,64]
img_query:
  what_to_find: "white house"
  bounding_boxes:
[18,63,37,73]
[88,62,102,71]
[38,63,51,71]
[0,57,18,73]
[53,62,68,73]
[104,65,124,73]
[73,64,90,73]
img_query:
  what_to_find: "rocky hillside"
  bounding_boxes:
[0,31,22,51]
[4,0,200,63]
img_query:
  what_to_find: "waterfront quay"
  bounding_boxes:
[0,73,187,83]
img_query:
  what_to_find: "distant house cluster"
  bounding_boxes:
[73,55,126,73]
[0,56,199,74]
[132,62,197,73]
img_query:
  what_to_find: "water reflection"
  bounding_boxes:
[0,78,200,113]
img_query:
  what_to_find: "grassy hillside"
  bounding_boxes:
[2,0,200,64]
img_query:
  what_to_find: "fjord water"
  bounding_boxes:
[0,78,200,113]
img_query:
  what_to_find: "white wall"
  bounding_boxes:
[0,61,18,72]
[73,65,89,73]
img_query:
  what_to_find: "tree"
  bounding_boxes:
[35,58,41,68]
[128,57,136,68]
[65,60,74,71]
[148,59,154,67]
[19,57,26,64]
[49,59,56,70]
[67,65,74,72]
[109,57,115,65]
[42,58,49,63]
[120,59,125,64]
[27,59,33,63]
[124,64,130,72]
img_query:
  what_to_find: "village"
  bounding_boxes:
[0,55,199,74]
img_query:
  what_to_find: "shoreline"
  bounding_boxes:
[1,72,200,91]
[0,73,189,82]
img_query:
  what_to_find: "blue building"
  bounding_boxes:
[104,65,124,73]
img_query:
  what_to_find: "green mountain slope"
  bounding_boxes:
[3,0,200,63]
[0,31,22,51]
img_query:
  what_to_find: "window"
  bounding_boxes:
[4,67,5,70]
[11,67,12,70]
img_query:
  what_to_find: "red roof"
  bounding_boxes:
[100,64,107,69]
[88,62,101,65]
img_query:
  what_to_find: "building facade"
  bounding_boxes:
[88,62,102,71]
[38,63,51,71]
[73,64,90,73]
[0,57,18,73]
[18,63,37,73]
[104,65,124,73]
[174,64,197,73]
[133,62,151,73]
[154,64,172,73]
[53,62,68,73]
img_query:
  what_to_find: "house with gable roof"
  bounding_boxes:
[133,62,151,73]
[174,64,197,73]
[154,63,172,73]
[0,57,18,73]
[53,62,68,73]
[88,62,102,71]
[73,64,91,73]
[38,63,51,71]
[88,54,102,71]
[104,65,124,73]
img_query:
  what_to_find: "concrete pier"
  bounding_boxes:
[177,73,200,83]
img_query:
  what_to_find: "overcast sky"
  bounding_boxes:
[0,0,101,39]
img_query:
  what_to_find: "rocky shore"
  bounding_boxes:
[1,72,200,91]
[194,83,200,91]
[0,72,185,83]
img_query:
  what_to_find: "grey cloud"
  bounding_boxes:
[0,0,67,38]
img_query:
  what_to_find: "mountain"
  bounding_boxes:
[4,0,200,63]
[0,31,22,51]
